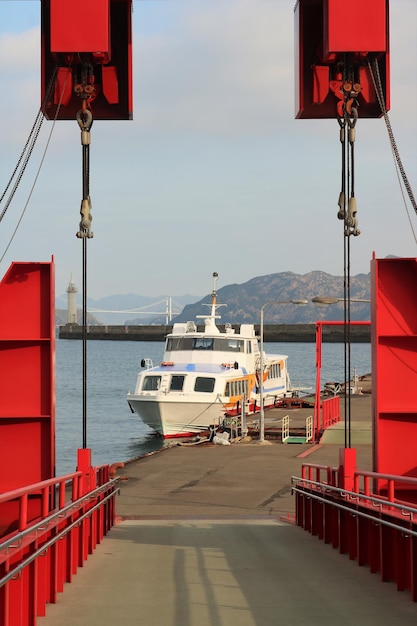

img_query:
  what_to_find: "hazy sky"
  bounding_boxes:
[0,1,416,299]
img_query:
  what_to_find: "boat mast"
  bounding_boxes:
[197,272,225,330]
[210,271,219,319]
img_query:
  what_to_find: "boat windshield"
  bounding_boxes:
[166,337,245,353]
[142,375,161,391]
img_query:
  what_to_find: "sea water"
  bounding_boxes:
[56,339,371,476]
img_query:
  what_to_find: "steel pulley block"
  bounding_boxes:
[294,0,390,119]
[41,0,133,120]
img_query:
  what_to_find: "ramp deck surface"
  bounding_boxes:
[39,396,417,624]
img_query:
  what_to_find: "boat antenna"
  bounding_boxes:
[211,271,218,318]
[196,271,226,324]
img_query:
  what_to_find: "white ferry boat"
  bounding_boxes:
[127,273,295,438]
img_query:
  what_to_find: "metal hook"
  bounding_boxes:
[76,108,93,132]
[346,107,358,129]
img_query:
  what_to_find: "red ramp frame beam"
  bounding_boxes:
[0,261,55,538]
[294,0,390,119]
[41,0,133,120]
[371,256,417,503]
[0,261,55,494]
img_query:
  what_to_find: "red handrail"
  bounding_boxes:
[295,463,417,602]
[0,465,119,626]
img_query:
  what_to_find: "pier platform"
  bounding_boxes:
[58,322,371,342]
[39,395,417,625]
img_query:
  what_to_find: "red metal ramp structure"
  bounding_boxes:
[372,256,417,502]
[0,261,119,626]
[0,261,55,536]
[294,255,417,601]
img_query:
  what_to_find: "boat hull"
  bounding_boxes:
[127,395,226,437]
[127,387,286,438]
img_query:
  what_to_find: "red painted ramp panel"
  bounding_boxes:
[0,261,55,492]
[371,257,417,500]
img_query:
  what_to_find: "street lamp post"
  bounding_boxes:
[312,295,370,448]
[312,296,370,306]
[259,299,308,442]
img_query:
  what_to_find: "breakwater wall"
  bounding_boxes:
[59,323,371,343]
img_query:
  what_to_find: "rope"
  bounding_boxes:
[341,116,351,449]
[337,89,359,448]
[0,67,67,264]
[0,114,44,224]
[82,237,88,449]
[368,56,417,241]
[75,93,94,450]
[0,66,58,221]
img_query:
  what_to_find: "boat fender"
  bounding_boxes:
[213,435,231,446]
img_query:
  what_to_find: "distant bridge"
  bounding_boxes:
[87,297,183,324]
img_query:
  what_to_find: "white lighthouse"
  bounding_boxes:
[66,276,78,324]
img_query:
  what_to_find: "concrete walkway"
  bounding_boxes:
[38,395,417,624]
[40,519,417,626]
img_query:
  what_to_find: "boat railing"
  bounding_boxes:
[141,357,154,370]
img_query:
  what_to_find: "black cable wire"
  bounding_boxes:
[81,134,90,449]
[0,115,44,223]
[368,57,417,216]
[339,115,348,444]
[341,107,353,449]
[0,111,42,207]
[0,66,58,222]
[82,237,88,449]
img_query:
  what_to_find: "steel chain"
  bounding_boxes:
[368,57,417,217]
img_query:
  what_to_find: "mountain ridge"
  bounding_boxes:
[172,270,371,324]
[56,270,371,325]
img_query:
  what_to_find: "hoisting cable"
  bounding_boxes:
[336,108,350,448]
[345,118,351,449]
[75,91,94,450]
[0,65,59,224]
[337,116,346,221]
[0,66,68,265]
[344,106,351,449]
[0,112,43,212]
[336,72,361,449]
[345,94,360,449]
[368,56,417,243]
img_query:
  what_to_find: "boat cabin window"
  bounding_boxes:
[194,338,213,350]
[142,375,161,391]
[170,375,185,391]
[194,377,215,392]
[166,337,195,351]
[268,363,282,379]
[166,337,245,353]
[223,339,243,352]
[225,379,249,397]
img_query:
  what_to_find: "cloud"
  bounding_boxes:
[0,27,39,74]
[133,1,293,136]
[0,1,416,299]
